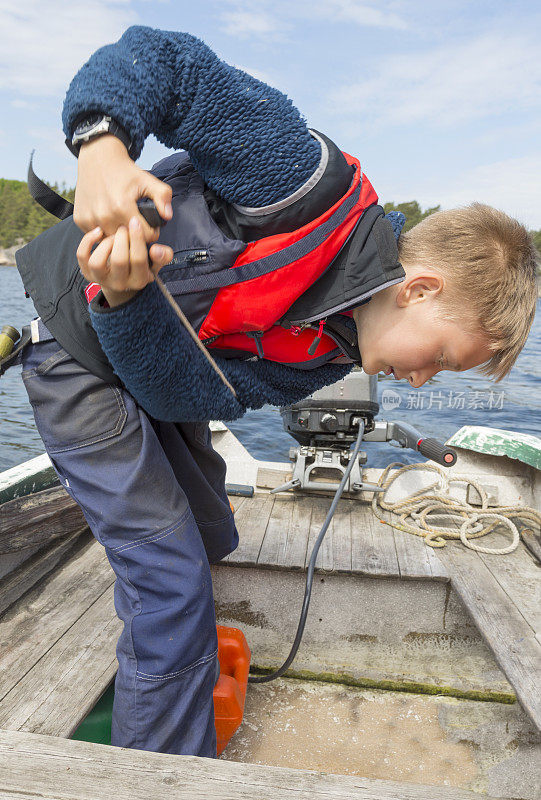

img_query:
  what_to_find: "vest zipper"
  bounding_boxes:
[307,319,326,356]
[165,249,210,268]
[186,250,209,264]
[246,331,265,358]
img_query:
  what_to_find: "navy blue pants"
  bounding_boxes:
[21,333,238,756]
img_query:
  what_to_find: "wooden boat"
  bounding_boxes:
[0,423,539,800]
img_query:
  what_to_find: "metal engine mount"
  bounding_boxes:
[277,371,383,494]
[275,370,457,495]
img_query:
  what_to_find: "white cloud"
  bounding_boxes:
[311,0,407,30]
[438,156,541,231]
[11,99,33,108]
[380,155,541,230]
[219,0,407,40]
[0,0,136,96]
[329,31,541,129]
[221,9,283,39]
[27,126,69,158]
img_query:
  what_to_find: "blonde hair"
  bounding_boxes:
[398,203,539,382]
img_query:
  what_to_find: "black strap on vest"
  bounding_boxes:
[1,158,73,379]
[27,152,74,220]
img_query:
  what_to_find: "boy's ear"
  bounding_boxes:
[395,273,445,307]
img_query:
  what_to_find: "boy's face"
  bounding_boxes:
[353,271,494,388]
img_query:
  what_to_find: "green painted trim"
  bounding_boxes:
[0,454,59,505]
[249,665,517,705]
[447,426,541,471]
[0,466,59,505]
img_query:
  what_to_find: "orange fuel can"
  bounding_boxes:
[213,625,251,755]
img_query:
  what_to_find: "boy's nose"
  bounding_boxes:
[408,366,440,388]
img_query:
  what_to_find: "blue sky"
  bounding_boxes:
[1,0,540,228]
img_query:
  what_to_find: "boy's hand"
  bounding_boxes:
[74,135,173,240]
[77,217,174,308]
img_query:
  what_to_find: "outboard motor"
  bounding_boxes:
[281,370,378,447]
[253,370,458,683]
[274,371,457,495]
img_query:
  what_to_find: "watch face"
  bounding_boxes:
[74,114,106,136]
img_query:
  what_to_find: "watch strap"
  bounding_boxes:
[66,114,132,157]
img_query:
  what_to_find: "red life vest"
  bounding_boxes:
[86,151,382,368]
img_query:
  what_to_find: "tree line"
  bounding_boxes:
[0,178,539,272]
[384,200,541,262]
[0,178,74,249]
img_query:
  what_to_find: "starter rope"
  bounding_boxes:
[371,462,541,555]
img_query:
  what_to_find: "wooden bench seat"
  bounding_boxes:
[0,728,508,800]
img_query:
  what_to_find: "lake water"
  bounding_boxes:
[0,265,539,472]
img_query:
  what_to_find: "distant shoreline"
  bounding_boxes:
[0,245,21,267]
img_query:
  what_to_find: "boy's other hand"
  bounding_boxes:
[74,135,173,241]
[76,217,174,308]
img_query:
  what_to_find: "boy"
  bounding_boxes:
[17,26,537,759]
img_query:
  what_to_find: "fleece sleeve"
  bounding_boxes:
[89,282,351,423]
[62,26,320,207]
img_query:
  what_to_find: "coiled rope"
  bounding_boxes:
[371,462,541,555]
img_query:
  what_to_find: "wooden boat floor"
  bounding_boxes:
[0,533,118,739]
[227,494,540,731]
[0,491,538,763]
[226,494,449,580]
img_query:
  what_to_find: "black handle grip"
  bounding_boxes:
[418,438,457,467]
[136,198,166,228]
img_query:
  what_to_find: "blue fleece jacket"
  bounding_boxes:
[66,27,405,422]
[62,26,320,206]
[90,283,352,422]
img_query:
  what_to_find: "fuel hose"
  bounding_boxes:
[248,419,366,683]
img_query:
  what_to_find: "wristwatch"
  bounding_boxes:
[66,113,132,157]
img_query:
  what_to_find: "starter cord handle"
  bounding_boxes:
[249,420,366,684]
